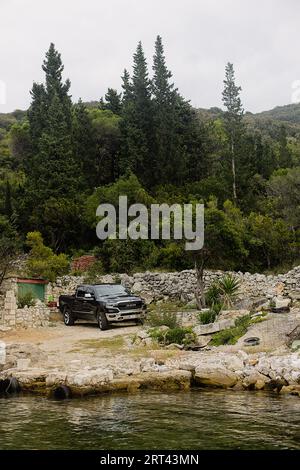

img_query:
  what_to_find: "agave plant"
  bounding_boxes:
[217,274,240,309]
[205,283,221,308]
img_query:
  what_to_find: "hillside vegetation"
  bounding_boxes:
[1,37,300,281]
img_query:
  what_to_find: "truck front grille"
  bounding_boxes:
[117,301,143,310]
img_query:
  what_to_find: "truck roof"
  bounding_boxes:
[77,283,122,288]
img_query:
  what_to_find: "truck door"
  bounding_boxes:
[72,287,92,319]
[82,287,98,320]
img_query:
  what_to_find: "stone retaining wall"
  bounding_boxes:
[2,265,300,329]
[48,266,300,305]
[15,304,50,329]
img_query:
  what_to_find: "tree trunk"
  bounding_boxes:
[231,137,237,203]
[194,254,206,309]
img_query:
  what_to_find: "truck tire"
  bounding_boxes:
[135,318,144,325]
[97,311,109,330]
[63,306,75,326]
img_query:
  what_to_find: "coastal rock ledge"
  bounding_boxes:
[1,350,300,398]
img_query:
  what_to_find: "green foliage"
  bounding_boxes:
[210,314,252,346]
[198,309,218,325]
[1,39,300,276]
[149,326,196,346]
[0,216,20,285]
[205,284,221,308]
[83,260,104,283]
[17,291,36,308]
[26,231,69,281]
[147,310,179,329]
[217,274,240,308]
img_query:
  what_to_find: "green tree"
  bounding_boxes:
[192,199,248,307]
[121,69,133,104]
[222,62,244,203]
[72,99,96,190]
[267,167,300,231]
[4,181,12,218]
[26,231,69,281]
[247,213,294,270]
[89,108,121,185]
[278,125,292,168]
[23,44,79,250]
[0,216,20,285]
[101,88,122,114]
[119,42,153,183]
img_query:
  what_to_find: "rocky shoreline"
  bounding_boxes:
[1,348,300,399]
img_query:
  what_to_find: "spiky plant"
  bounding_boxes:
[217,274,240,309]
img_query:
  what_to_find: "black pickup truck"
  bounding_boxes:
[58,284,147,330]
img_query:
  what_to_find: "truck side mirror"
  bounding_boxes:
[84,293,94,299]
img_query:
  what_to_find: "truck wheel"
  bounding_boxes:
[97,311,109,330]
[135,318,144,325]
[63,307,75,326]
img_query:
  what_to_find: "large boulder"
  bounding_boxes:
[194,365,238,388]
[242,371,270,389]
[196,335,212,348]
[280,385,300,397]
[271,296,291,313]
[67,369,114,387]
[217,309,250,322]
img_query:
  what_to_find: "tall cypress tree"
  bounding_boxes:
[152,35,201,185]
[152,35,177,183]
[100,88,122,114]
[42,43,72,128]
[121,69,133,104]
[23,43,80,250]
[72,99,96,189]
[152,35,175,105]
[119,42,153,183]
[222,62,244,203]
[27,82,47,145]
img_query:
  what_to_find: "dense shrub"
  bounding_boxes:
[198,309,218,325]
[83,260,104,283]
[25,232,69,282]
[147,310,179,329]
[149,326,196,346]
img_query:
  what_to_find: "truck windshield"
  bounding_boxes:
[94,285,129,297]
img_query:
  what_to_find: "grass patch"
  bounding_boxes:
[77,336,125,350]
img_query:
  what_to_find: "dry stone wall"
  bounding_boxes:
[2,266,300,329]
[48,266,300,305]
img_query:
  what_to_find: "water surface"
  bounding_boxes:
[0,390,299,450]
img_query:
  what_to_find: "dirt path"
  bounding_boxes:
[0,318,182,372]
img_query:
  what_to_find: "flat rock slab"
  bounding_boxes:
[194,319,235,336]
[194,366,238,388]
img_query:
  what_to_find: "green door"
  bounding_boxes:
[18,283,45,302]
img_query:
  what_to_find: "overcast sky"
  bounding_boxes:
[1,0,300,113]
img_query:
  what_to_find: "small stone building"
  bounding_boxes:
[0,277,51,329]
